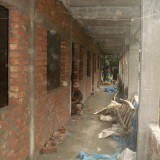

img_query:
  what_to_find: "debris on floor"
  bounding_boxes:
[95,95,138,154]
[104,86,119,93]
[40,139,57,154]
[40,127,67,154]
[117,148,136,160]
[71,115,82,122]
[93,100,121,115]
[77,151,118,160]
[98,124,124,139]
[100,115,116,122]
[52,127,68,144]
[93,107,108,115]
[112,98,138,151]
[77,148,136,160]
[97,147,102,152]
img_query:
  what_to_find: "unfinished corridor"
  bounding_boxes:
[0,0,160,160]
[37,89,120,160]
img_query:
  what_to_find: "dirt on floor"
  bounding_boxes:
[37,87,121,160]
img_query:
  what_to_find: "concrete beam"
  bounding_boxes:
[97,41,124,48]
[69,0,140,7]
[86,26,129,34]
[0,0,29,12]
[104,48,122,54]
[71,6,140,19]
[78,19,131,26]
[92,34,125,38]
[94,36,125,41]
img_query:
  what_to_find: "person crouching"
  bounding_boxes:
[71,82,83,115]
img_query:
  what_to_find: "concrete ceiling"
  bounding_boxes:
[61,0,141,55]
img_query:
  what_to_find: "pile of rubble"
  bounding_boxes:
[40,127,67,154]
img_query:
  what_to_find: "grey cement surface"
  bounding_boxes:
[62,0,141,55]
[37,87,120,160]
[137,0,160,159]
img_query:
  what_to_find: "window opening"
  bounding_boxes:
[47,30,61,90]
[0,6,8,108]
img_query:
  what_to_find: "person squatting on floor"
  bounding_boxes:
[71,82,83,115]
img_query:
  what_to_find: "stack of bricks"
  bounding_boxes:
[40,127,67,154]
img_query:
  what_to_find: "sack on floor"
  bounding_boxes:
[98,124,124,139]
[100,115,116,122]
[77,151,118,160]
[117,148,136,160]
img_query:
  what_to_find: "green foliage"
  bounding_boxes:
[105,55,119,67]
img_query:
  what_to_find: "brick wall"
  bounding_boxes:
[0,9,30,160]
[35,27,70,150]
[79,47,86,101]
[72,43,80,83]
[0,0,101,159]
[85,51,92,98]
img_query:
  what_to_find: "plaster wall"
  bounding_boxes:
[137,0,160,159]
[128,21,141,98]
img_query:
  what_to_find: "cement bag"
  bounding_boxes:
[100,115,116,122]
[117,148,136,160]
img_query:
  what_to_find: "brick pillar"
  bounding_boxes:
[79,46,85,101]
[79,46,84,81]
[60,41,70,86]
[73,43,80,83]
[5,9,30,160]
[28,0,36,159]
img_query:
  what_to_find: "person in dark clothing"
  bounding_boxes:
[71,82,83,115]
[113,67,119,81]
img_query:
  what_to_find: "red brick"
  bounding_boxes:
[9,91,27,98]
[9,52,21,58]
[9,58,20,65]
[9,37,19,43]
[10,98,24,106]
[10,10,19,17]
[10,44,18,50]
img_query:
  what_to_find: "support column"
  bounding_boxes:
[73,43,80,83]
[123,46,129,97]
[128,21,141,98]
[128,50,139,98]
[137,0,160,159]
[28,0,36,159]
[121,29,130,98]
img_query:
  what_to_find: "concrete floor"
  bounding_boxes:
[37,87,120,160]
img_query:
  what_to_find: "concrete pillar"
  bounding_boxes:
[122,30,130,98]
[128,49,139,98]
[28,0,36,159]
[128,21,141,98]
[137,0,160,159]
[123,46,129,97]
